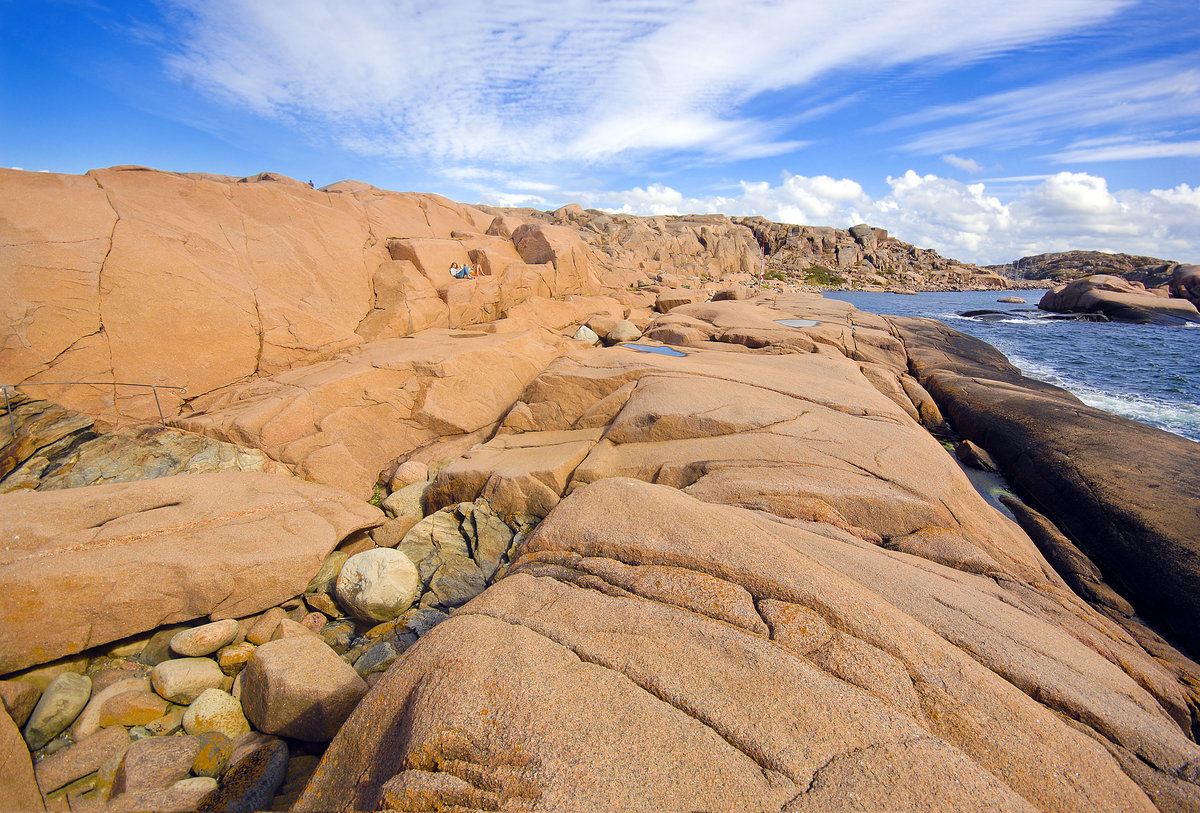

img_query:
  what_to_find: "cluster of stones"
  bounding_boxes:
[2,459,531,810]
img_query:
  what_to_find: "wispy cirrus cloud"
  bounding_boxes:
[942,154,984,173]
[160,0,1130,170]
[888,55,1200,158]
[1048,137,1200,162]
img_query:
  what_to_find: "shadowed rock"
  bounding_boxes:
[896,316,1200,657]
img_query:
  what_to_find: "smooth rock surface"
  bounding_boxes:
[1039,274,1200,325]
[0,471,381,673]
[301,478,1189,812]
[23,672,91,750]
[0,707,43,811]
[335,548,421,622]
[170,619,241,657]
[151,658,225,705]
[897,316,1200,655]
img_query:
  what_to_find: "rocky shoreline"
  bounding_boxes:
[2,166,1199,811]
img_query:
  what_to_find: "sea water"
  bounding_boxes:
[823,290,1200,443]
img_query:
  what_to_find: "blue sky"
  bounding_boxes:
[3,0,1199,265]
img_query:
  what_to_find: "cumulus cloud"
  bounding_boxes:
[588,170,1200,265]
[160,0,1127,168]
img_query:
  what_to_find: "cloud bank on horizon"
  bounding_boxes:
[8,0,1200,265]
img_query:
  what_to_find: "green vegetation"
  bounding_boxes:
[763,268,787,281]
[803,265,846,287]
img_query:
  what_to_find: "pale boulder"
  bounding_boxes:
[151,658,225,705]
[606,319,642,344]
[182,688,250,739]
[169,619,240,657]
[335,548,421,622]
[23,672,91,750]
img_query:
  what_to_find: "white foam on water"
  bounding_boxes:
[1006,351,1200,442]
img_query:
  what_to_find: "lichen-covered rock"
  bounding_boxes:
[182,688,249,739]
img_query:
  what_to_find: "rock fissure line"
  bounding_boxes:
[461,607,801,785]
[522,557,767,637]
[792,735,930,800]
[90,173,121,408]
[2,493,359,564]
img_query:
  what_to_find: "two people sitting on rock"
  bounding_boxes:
[450,262,476,279]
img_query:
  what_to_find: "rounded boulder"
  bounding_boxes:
[335,548,420,622]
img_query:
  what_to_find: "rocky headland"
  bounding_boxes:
[2,166,1199,811]
[986,250,1200,323]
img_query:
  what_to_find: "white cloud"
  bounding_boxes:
[1048,138,1200,162]
[891,55,1200,156]
[942,154,983,173]
[587,170,1200,265]
[161,0,1128,169]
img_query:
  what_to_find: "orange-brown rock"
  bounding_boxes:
[300,479,1195,812]
[172,327,569,498]
[0,472,380,674]
[0,168,620,430]
[1039,274,1200,325]
[299,293,1199,811]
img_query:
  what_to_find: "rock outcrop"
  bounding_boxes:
[0,167,616,428]
[1038,275,1200,325]
[896,316,1200,657]
[296,295,1200,811]
[996,249,1179,284]
[0,471,381,674]
[4,165,1200,812]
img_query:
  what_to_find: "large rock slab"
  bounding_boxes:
[0,471,381,673]
[896,316,1200,656]
[174,327,568,498]
[298,479,1194,811]
[1,707,43,811]
[1039,274,1200,325]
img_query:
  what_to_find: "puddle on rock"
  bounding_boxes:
[620,343,688,357]
[775,318,820,328]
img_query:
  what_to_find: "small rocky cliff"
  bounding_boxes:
[1,167,1198,813]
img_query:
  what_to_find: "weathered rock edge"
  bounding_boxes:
[0,471,383,674]
[894,316,1200,657]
